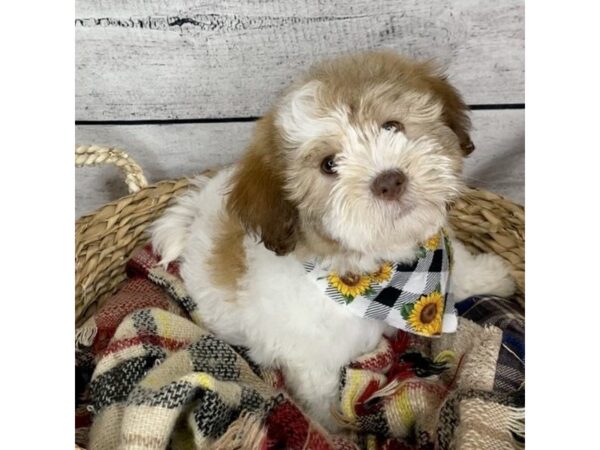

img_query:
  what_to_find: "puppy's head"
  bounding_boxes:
[227,52,473,258]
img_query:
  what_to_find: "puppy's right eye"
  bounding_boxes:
[382,121,404,133]
[320,155,337,175]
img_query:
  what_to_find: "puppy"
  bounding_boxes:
[150,51,515,431]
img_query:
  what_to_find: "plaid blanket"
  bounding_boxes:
[76,244,524,450]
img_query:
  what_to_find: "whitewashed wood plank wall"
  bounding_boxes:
[75,0,524,217]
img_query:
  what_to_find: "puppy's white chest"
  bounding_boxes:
[236,240,387,369]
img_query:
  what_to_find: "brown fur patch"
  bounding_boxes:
[208,213,247,291]
[226,113,299,256]
[424,72,474,155]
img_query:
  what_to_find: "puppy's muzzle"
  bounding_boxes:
[370,170,407,201]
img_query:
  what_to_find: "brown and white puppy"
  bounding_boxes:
[151,51,515,431]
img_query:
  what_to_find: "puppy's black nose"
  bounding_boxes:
[370,170,407,201]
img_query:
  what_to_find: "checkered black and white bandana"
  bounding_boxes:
[303,229,457,337]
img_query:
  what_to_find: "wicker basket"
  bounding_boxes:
[75,145,524,327]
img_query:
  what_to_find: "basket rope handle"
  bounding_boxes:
[76,145,148,193]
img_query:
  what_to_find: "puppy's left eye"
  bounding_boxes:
[382,121,404,133]
[320,155,337,175]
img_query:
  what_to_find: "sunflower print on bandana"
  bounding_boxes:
[401,290,444,336]
[328,272,373,302]
[370,263,394,284]
[423,234,441,251]
[327,262,395,302]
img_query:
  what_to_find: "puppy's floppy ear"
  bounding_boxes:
[226,114,299,256]
[427,72,475,155]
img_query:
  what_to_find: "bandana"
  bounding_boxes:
[303,229,457,337]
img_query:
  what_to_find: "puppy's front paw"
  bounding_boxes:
[451,239,517,301]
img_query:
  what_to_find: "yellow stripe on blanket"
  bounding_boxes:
[143,372,217,393]
[340,369,387,423]
[154,309,174,339]
[391,388,415,430]
[193,372,215,390]
[366,434,378,450]
[340,369,362,421]
[170,372,216,391]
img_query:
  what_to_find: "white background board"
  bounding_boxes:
[75,0,524,217]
